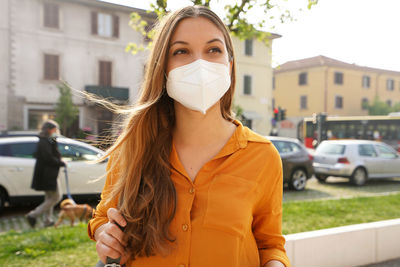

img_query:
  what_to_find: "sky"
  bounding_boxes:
[101,0,400,71]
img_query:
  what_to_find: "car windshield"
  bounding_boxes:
[316,143,346,155]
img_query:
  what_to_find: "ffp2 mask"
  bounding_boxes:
[166,59,231,114]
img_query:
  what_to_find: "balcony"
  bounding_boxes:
[84,85,129,104]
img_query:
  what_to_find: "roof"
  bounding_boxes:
[274,55,400,75]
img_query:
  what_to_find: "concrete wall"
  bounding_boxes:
[285,218,400,267]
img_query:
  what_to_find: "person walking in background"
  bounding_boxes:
[88,5,289,267]
[26,120,66,228]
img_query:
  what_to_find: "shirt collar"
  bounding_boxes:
[170,119,271,173]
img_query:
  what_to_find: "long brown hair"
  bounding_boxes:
[102,5,236,260]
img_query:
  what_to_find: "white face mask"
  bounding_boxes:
[51,132,57,138]
[166,59,231,114]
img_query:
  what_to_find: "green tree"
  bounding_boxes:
[364,96,398,115]
[126,0,318,54]
[55,82,79,136]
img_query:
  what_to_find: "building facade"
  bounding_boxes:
[233,35,279,135]
[273,55,400,137]
[1,0,278,136]
[0,0,153,135]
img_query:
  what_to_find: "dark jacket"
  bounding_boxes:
[31,136,65,191]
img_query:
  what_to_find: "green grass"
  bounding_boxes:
[1,193,400,266]
[0,223,98,267]
[282,192,400,234]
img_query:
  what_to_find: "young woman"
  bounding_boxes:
[88,6,290,267]
[27,120,65,227]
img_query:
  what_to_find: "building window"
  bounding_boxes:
[244,39,253,56]
[334,72,343,85]
[387,100,392,107]
[335,95,343,109]
[272,98,275,109]
[243,75,252,95]
[300,95,307,109]
[361,98,368,110]
[99,61,112,87]
[29,110,56,130]
[299,72,307,85]
[91,12,119,38]
[362,75,370,88]
[43,3,59,29]
[44,54,59,80]
[272,76,275,90]
[387,79,394,91]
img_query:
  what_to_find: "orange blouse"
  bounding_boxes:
[88,120,290,267]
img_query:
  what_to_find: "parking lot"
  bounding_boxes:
[284,176,400,202]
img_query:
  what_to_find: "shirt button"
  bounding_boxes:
[179,264,185,267]
[182,224,188,231]
[189,187,195,194]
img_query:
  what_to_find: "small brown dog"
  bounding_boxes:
[55,198,93,227]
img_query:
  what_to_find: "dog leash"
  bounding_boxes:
[63,166,76,204]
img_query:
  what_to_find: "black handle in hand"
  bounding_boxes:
[94,221,126,267]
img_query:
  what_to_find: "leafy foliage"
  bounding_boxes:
[364,96,400,115]
[55,82,79,136]
[126,0,318,54]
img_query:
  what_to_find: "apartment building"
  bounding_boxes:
[233,35,280,135]
[273,55,400,137]
[0,0,279,136]
[0,0,154,135]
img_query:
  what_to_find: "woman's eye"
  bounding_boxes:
[209,47,222,53]
[173,49,187,56]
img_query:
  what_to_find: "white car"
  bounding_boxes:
[0,136,107,212]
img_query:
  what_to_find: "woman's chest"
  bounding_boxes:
[171,171,260,238]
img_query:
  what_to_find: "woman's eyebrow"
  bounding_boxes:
[170,40,188,47]
[170,38,224,47]
[207,38,224,44]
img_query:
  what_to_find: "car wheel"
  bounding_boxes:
[351,167,367,186]
[316,174,328,183]
[289,169,307,191]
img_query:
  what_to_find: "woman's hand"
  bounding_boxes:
[94,208,128,264]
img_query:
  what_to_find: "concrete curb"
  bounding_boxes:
[285,218,400,267]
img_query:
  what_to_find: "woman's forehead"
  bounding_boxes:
[169,17,225,45]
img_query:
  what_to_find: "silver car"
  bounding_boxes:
[313,140,400,185]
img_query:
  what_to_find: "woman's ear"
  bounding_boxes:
[229,60,233,76]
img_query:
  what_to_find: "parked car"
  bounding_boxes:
[0,136,107,212]
[268,136,314,191]
[313,140,400,186]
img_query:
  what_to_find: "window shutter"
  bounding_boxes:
[99,61,112,86]
[91,11,98,35]
[112,15,119,38]
[54,55,59,80]
[44,54,59,80]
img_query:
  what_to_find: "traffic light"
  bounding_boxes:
[280,109,286,121]
[274,108,279,121]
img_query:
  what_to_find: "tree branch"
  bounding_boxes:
[227,0,251,31]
